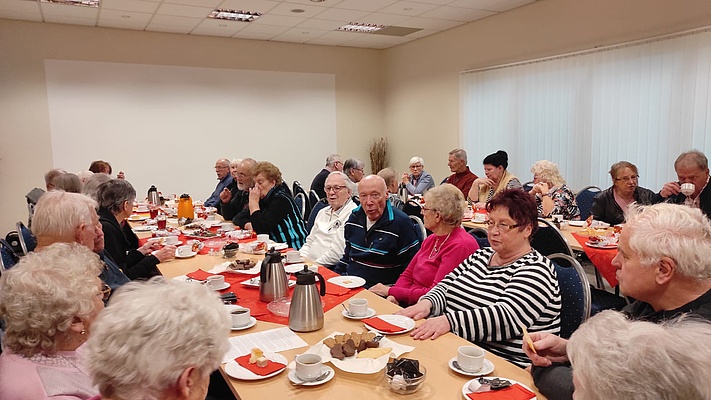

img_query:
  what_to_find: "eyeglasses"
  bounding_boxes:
[215,166,229,170]
[325,185,347,193]
[410,164,423,169]
[421,206,437,213]
[614,175,639,182]
[485,221,520,232]
[100,283,112,301]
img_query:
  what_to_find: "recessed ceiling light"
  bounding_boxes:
[41,0,99,7]
[291,9,305,13]
[403,7,413,11]
[120,15,130,19]
[208,8,262,22]
[309,0,326,2]
[337,22,386,34]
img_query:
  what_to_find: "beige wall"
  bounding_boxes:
[384,0,711,183]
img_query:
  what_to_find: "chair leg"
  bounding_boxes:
[594,269,605,290]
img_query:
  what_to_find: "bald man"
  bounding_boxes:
[205,158,234,207]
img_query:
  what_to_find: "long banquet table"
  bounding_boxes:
[157,249,547,399]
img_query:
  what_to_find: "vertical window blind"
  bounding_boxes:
[460,28,711,192]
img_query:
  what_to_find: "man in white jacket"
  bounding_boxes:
[299,171,357,268]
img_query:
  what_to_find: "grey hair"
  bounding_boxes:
[82,173,112,202]
[377,167,398,193]
[33,191,97,240]
[568,310,711,400]
[97,179,136,214]
[325,154,341,167]
[409,156,424,167]
[675,149,709,171]
[76,170,94,183]
[87,277,231,400]
[230,158,242,167]
[326,171,354,195]
[624,203,711,280]
[424,183,465,226]
[44,168,66,185]
[215,158,230,166]
[343,158,364,177]
[0,243,103,357]
[530,160,565,187]
[240,158,258,174]
[449,148,467,164]
[53,172,82,193]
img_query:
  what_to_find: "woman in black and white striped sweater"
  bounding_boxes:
[398,189,561,368]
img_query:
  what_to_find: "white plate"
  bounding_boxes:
[341,308,376,320]
[224,352,287,381]
[217,260,261,275]
[231,317,257,331]
[327,276,366,289]
[448,357,495,376]
[128,215,148,222]
[568,220,586,227]
[461,377,537,399]
[175,251,198,259]
[284,263,318,274]
[133,225,157,232]
[288,365,334,386]
[209,282,231,291]
[363,315,416,335]
[240,277,296,288]
[585,241,618,249]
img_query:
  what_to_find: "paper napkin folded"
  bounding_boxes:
[361,317,404,333]
[326,282,349,296]
[466,384,536,400]
[235,354,285,376]
[186,269,216,281]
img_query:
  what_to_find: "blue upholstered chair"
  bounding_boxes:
[16,221,37,256]
[531,218,574,257]
[575,186,602,221]
[467,227,490,248]
[548,253,591,339]
[409,215,427,242]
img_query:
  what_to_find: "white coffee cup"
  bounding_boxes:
[177,245,193,257]
[473,213,486,222]
[257,234,269,243]
[295,353,322,382]
[164,236,179,245]
[206,275,225,290]
[285,250,303,263]
[681,182,695,196]
[348,298,369,317]
[230,307,251,327]
[221,222,234,231]
[457,346,485,372]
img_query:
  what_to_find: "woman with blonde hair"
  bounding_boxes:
[529,160,580,220]
[0,243,106,399]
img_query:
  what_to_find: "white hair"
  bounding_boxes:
[0,243,103,357]
[33,191,97,240]
[82,173,112,202]
[326,171,354,195]
[230,158,242,167]
[76,170,94,183]
[409,156,424,167]
[569,310,711,400]
[87,277,231,400]
[530,160,565,187]
[325,154,341,167]
[624,203,711,280]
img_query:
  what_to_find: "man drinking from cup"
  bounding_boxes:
[654,150,711,218]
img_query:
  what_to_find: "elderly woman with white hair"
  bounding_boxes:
[86,278,231,400]
[529,160,580,220]
[0,243,106,399]
[401,156,435,195]
[82,173,112,202]
[568,310,711,400]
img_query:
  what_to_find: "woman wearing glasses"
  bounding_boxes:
[591,161,655,225]
[369,184,479,306]
[397,189,561,368]
[0,243,107,399]
[401,156,435,195]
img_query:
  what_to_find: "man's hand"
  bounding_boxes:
[219,188,232,203]
[659,181,681,198]
[523,332,570,367]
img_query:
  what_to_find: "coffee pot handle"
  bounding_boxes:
[315,272,326,296]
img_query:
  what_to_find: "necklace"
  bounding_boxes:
[428,231,452,259]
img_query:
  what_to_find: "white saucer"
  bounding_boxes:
[288,365,335,386]
[209,282,231,291]
[448,357,494,376]
[341,308,376,320]
[175,251,197,259]
[327,275,366,289]
[128,215,148,222]
[462,377,537,399]
[231,317,257,331]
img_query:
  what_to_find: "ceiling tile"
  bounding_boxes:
[99,18,148,30]
[359,12,409,26]
[333,0,397,12]
[156,3,213,18]
[190,27,235,36]
[0,10,42,21]
[252,13,305,27]
[312,7,369,22]
[0,0,40,13]
[217,0,279,13]
[99,9,153,23]
[44,14,96,26]
[408,0,454,4]
[377,1,438,17]
[101,0,159,13]
[239,22,289,35]
[194,16,249,31]
[272,26,329,41]
[397,15,462,30]
[146,23,196,34]
[165,0,222,7]
[306,30,360,46]
[281,0,343,6]
[484,0,534,12]
[149,14,202,29]
[267,2,327,18]
[41,2,99,18]
[419,5,494,21]
[296,18,346,30]
[448,0,533,12]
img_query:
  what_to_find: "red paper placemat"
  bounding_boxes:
[466,384,536,400]
[234,354,285,376]
[571,233,618,287]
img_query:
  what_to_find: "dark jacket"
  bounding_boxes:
[335,201,421,288]
[98,207,162,280]
[98,251,130,292]
[234,183,308,249]
[652,181,711,219]
[591,186,656,225]
[220,187,250,222]
[310,168,330,200]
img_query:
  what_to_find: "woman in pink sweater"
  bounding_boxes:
[369,184,479,306]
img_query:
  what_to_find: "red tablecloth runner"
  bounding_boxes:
[571,233,618,287]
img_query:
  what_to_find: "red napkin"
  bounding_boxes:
[466,384,536,400]
[361,317,404,333]
[234,354,285,376]
[279,247,295,253]
[186,269,216,281]
[326,282,349,296]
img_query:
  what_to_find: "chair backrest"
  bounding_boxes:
[409,215,427,242]
[308,190,321,209]
[522,181,534,192]
[531,218,574,257]
[16,222,37,256]
[0,238,20,273]
[440,176,449,185]
[467,227,490,248]
[294,192,307,219]
[548,253,592,339]
[293,181,311,218]
[575,186,602,220]
[306,199,329,233]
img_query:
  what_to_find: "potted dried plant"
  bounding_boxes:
[370,138,388,174]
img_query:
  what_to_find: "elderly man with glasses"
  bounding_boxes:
[310,154,343,199]
[300,172,358,268]
[654,149,711,219]
[220,158,257,222]
[205,158,234,208]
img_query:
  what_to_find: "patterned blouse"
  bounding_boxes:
[536,185,580,220]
